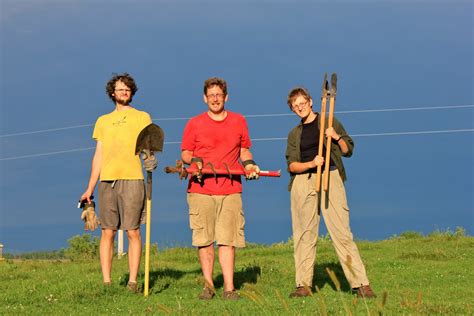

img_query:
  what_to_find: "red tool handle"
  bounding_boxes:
[186,166,281,177]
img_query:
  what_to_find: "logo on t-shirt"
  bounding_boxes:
[113,116,127,127]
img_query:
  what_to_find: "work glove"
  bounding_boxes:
[141,149,157,172]
[80,201,100,231]
[243,160,260,180]
[190,157,203,182]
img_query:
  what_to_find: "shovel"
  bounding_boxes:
[135,123,164,297]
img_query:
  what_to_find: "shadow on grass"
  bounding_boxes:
[121,267,201,293]
[313,262,351,292]
[214,265,261,290]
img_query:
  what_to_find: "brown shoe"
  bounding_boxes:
[289,286,312,298]
[198,287,215,300]
[354,285,376,298]
[127,281,140,293]
[222,290,240,301]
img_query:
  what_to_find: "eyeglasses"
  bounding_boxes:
[115,89,131,93]
[291,100,309,111]
[206,93,225,99]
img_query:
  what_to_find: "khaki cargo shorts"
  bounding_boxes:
[98,180,146,230]
[187,193,245,248]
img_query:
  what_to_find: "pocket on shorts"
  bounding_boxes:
[189,209,203,230]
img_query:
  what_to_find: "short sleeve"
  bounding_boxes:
[92,117,102,141]
[240,117,252,149]
[181,119,196,151]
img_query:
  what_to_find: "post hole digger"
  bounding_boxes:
[315,73,337,192]
[135,123,164,297]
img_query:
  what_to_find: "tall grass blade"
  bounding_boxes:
[274,289,289,312]
[315,286,328,316]
[326,267,351,315]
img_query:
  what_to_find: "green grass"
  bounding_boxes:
[2,231,473,315]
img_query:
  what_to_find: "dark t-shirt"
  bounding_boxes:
[300,116,334,171]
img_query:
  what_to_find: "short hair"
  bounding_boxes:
[105,73,138,102]
[203,77,227,95]
[287,87,312,110]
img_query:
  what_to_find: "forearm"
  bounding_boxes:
[288,161,315,173]
[240,148,254,162]
[86,151,101,193]
[336,137,349,154]
[181,150,194,164]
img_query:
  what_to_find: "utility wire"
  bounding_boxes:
[1,128,473,161]
[1,104,472,138]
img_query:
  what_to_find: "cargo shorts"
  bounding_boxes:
[98,180,146,230]
[187,193,245,248]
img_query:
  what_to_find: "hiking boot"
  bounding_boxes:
[222,290,240,301]
[289,286,312,298]
[354,285,376,298]
[198,287,215,300]
[127,281,140,293]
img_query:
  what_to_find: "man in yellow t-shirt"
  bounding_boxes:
[80,73,157,292]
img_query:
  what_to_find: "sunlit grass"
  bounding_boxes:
[1,228,472,314]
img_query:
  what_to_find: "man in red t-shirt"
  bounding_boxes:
[181,77,260,300]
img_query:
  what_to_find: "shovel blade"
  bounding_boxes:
[135,123,164,154]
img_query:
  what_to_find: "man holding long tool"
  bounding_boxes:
[80,73,157,292]
[181,77,260,300]
[285,83,375,298]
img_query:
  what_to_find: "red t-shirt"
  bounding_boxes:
[181,111,252,195]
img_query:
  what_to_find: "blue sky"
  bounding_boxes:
[1,0,473,253]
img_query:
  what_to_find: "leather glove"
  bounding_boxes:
[191,157,203,182]
[80,201,100,231]
[243,160,260,180]
[141,149,157,172]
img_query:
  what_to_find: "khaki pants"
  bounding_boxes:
[291,170,370,288]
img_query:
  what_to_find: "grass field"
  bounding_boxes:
[2,229,473,315]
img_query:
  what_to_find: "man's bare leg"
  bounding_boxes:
[100,229,117,283]
[126,229,142,283]
[218,245,235,292]
[198,244,215,288]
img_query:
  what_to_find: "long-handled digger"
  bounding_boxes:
[323,73,337,191]
[315,73,328,192]
[164,160,280,179]
[316,73,337,192]
[135,123,164,297]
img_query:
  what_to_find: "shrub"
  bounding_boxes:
[427,227,467,239]
[399,231,423,239]
[64,234,100,260]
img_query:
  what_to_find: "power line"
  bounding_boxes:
[245,104,474,118]
[1,104,473,138]
[1,128,473,161]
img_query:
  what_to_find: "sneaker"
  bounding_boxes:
[127,281,140,293]
[198,287,215,300]
[354,285,376,298]
[222,289,240,301]
[289,286,312,298]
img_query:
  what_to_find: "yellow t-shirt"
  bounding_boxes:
[93,108,152,180]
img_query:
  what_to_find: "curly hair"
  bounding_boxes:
[203,77,227,95]
[287,87,312,110]
[105,73,138,102]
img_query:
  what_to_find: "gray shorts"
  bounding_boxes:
[98,180,146,230]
